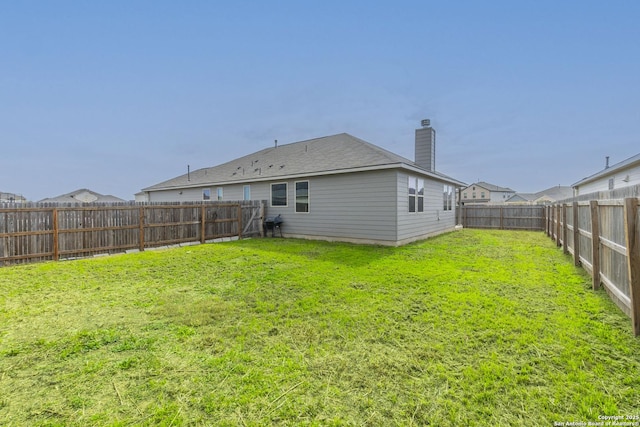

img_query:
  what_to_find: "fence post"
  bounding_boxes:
[590,200,601,291]
[573,201,580,266]
[556,204,561,247]
[562,204,568,254]
[457,188,463,226]
[623,198,640,336]
[260,202,265,238]
[139,207,145,252]
[500,206,504,230]
[546,206,549,236]
[545,206,550,236]
[52,208,59,261]
[201,205,206,244]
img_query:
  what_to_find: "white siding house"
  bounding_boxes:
[573,153,640,196]
[0,192,27,204]
[460,182,515,204]
[140,125,464,246]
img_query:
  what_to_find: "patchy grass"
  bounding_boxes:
[1,229,639,426]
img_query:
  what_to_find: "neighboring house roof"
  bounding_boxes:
[39,189,126,203]
[536,185,573,201]
[506,193,537,203]
[462,181,515,193]
[0,192,27,202]
[506,186,573,204]
[572,152,640,187]
[143,133,465,191]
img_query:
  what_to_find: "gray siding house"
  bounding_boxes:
[140,123,465,246]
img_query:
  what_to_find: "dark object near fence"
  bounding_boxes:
[263,214,283,237]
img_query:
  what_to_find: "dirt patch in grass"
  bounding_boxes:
[1,230,639,425]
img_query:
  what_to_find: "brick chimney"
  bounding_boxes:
[415,119,435,172]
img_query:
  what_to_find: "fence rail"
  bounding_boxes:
[0,200,265,266]
[461,205,545,230]
[546,198,640,336]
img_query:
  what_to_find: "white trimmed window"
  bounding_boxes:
[443,185,453,210]
[417,179,424,212]
[271,183,287,207]
[295,181,309,213]
[243,185,251,201]
[202,188,211,201]
[216,187,223,201]
[408,176,424,213]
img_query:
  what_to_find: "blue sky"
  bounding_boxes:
[2,1,638,201]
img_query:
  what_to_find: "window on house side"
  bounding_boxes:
[408,177,417,213]
[443,185,453,211]
[243,185,251,201]
[271,183,287,207]
[417,179,424,212]
[295,181,309,213]
[202,188,211,201]
[217,187,223,201]
[609,178,614,190]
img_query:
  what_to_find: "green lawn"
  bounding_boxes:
[1,229,639,426]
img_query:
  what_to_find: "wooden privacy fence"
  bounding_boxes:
[0,200,265,266]
[546,198,640,336]
[461,205,545,230]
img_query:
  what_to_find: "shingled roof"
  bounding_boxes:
[473,181,515,192]
[144,133,464,191]
[39,189,126,203]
